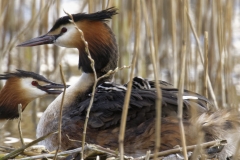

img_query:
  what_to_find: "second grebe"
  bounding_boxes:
[0,69,65,119]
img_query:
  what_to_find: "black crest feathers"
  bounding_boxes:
[0,69,53,84]
[49,7,118,32]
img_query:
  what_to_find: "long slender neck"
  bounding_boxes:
[37,73,95,137]
[43,73,95,113]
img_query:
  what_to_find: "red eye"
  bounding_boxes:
[61,27,67,33]
[31,81,38,86]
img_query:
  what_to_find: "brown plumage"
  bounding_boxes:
[0,77,30,118]
[17,7,240,159]
[0,70,65,119]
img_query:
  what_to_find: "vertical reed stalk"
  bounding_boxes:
[204,32,208,98]
[217,0,227,108]
[186,7,218,109]
[118,1,141,159]
[141,1,162,159]
[170,0,177,87]
[18,104,25,146]
[177,0,188,159]
[151,0,158,61]
[225,1,234,106]
[54,65,67,160]
[194,0,203,93]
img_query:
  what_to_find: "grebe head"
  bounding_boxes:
[0,69,66,119]
[18,8,118,78]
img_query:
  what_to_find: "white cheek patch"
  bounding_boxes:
[183,96,198,100]
[20,78,46,99]
[54,24,77,48]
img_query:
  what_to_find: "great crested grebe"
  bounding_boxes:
[0,69,65,120]
[18,8,240,158]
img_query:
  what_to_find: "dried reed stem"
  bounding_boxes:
[135,139,227,159]
[5,1,53,58]
[204,32,208,98]
[54,64,67,160]
[145,150,151,160]
[17,104,25,146]
[151,0,158,61]
[141,1,162,159]
[102,0,106,9]
[0,146,15,153]
[177,1,188,159]
[106,0,112,8]
[224,1,233,106]
[1,131,57,160]
[118,1,141,159]
[193,0,202,93]
[216,0,227,108]
[20,144,132,160]
[170,0,177,87]
[186,7,218,109]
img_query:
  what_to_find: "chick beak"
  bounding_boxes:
[38,83,69,94]
[17,34,56,47]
